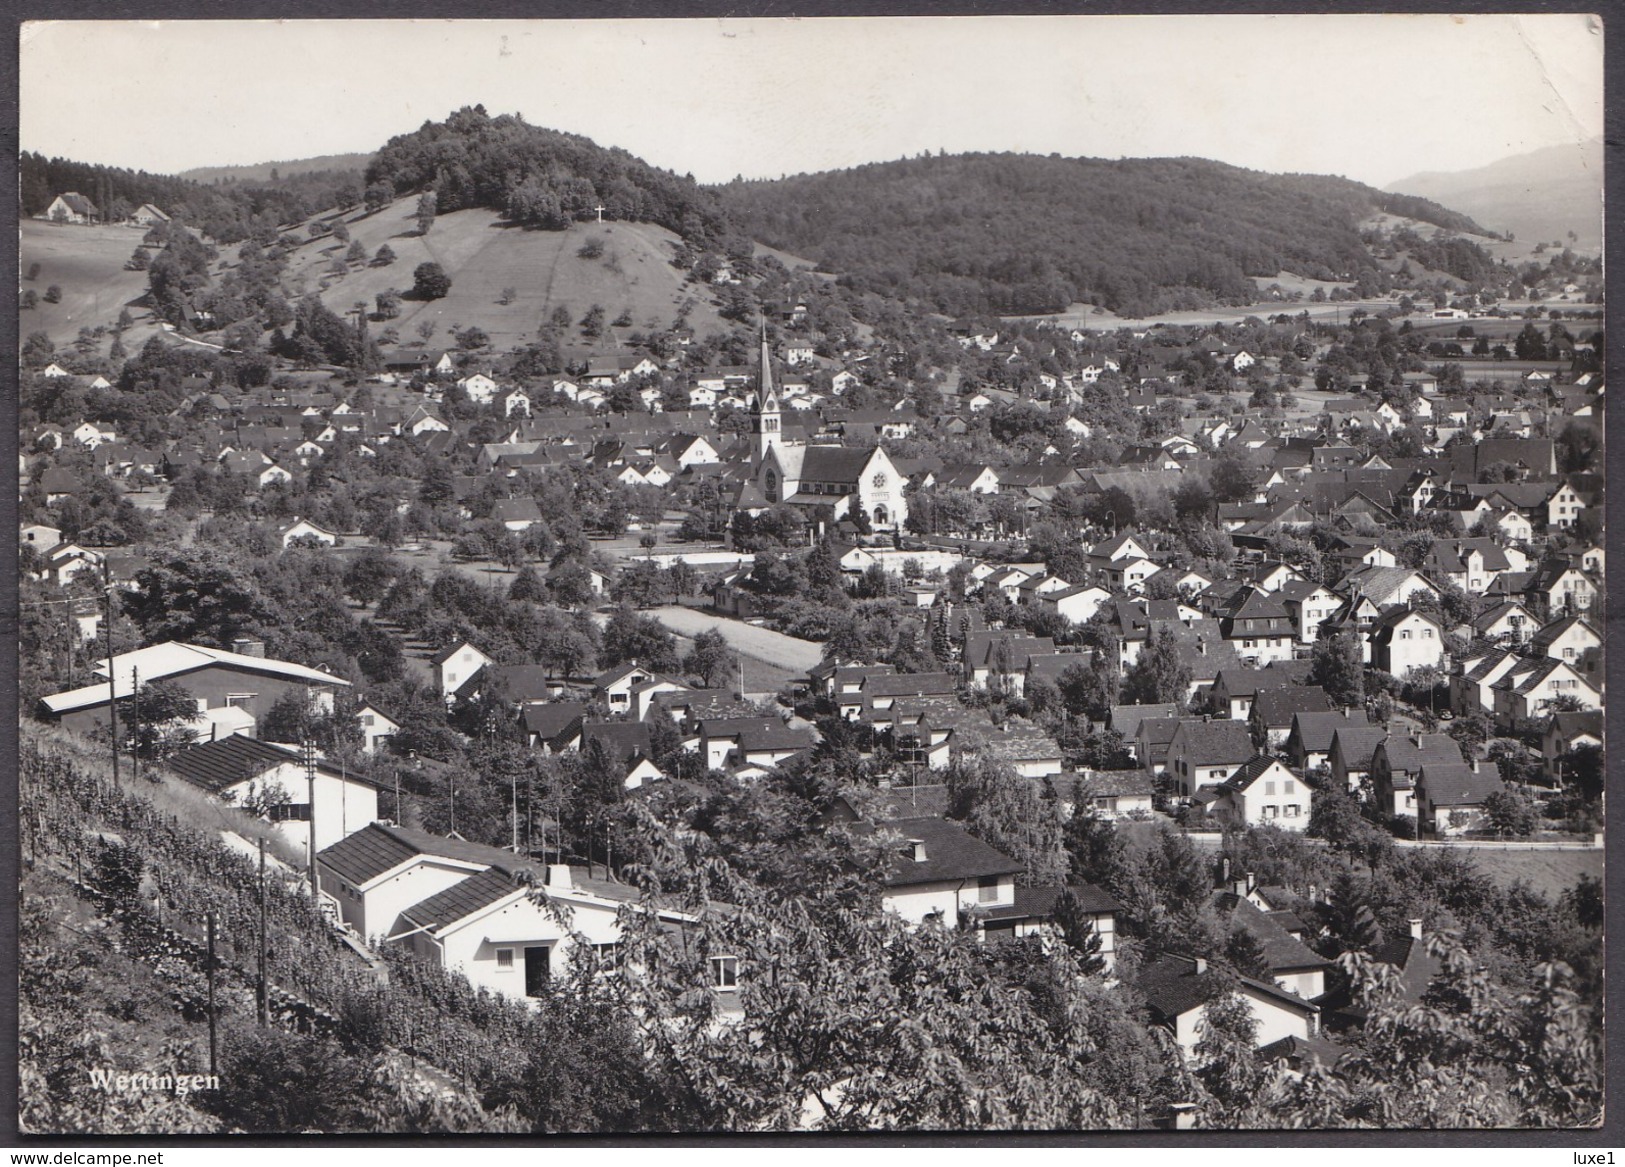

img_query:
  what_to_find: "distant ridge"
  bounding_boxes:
[179,152,373,184]
[714,151,1487,317]
[1386,138,1603,249]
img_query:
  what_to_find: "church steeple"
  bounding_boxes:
[752,317,781,466]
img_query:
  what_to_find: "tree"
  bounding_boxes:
[682,629,739,690]
[375,290,403,320]
[1049,888,1108,976]
[43,285,62,304]
[416,191,437,235]
[374,243,396,266]
[115,679,200,761]
[1057,655,1118,722]
[1483,789,1536,837]
[346,239,368,265]
[123,552,277,648]
[507,564,547,603]
[412,262,451,300]
[1307,631,1364,707]
[600,604,679,671]
[342,549,397,605]
[1121,626,1192,706]
[945,747,1067,887]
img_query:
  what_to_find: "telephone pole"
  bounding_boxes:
[206,911,219,1077]
[102,572,120,787]
[257,838,269,1026]
[130,665,140,784]
[303,738,319,918]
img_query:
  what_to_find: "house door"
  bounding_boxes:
[524,945,551,997]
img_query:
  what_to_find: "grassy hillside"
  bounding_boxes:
[271,200,729,350]
[20,220,162,351]
[715,152,1489,317]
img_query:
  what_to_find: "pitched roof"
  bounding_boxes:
[1210,891,1332,972]
[400,867,527,933]
[797,444,878,483]
[1172,718,1254,764]
[1137,953,1317,1024]
[1419,762,1505,807]
[521,701,588,741]
[164,735,363,794]
[1250,685,1333,729]
[317,821,523,886]
[872,816,1023,886]
[1109,703,1181,739]
[1330,724,1387,771]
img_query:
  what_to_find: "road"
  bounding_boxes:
[643,606,825,674]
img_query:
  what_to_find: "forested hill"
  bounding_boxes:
[364,105,736,247]
[714,153,1488,317]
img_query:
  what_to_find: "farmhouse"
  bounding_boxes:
[44,191,99,223]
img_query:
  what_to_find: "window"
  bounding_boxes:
[227,693,257,708]
[1284,780,1295,794]
[496,948,514,970]
[1423,629,1434,639]
[1264,781,1276,795]
[269,803,311,822]
[711,956,739,990]
[1400,630,1411,641]
[1285,804,1301,818]
[1263,806,1278,819]
[592,943,622,971]
[978,876,1000,903]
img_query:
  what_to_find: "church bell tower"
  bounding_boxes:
[751,320,781,468]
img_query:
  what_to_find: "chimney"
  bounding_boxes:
[909,839,928,863]
[232,638,265,658]
[1233,879,1248,897]
[1220,855,1231,883]
[1192,957,1207,975]
[1245,871,1256,893]
[547,863,573,891]
[1170,1102,1198,1131]
[1409,918,1423,940]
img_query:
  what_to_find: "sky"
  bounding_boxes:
[20,14,1605,189]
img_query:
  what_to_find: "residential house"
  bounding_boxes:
[1137,954,1321,1060]
[1277,580,1343,645]
[1070,770,1156,820]
[1490,657,1601,727]
[1369,607,1446,678]
[164,735,381,859]
[280,517,339,548]
[1248,686,1333,751]
[1165,718,1255,796]
[1284,708,1365,773]
[1472,601,1536,647]
[432,641,493,703]
[1197,755,1310,832]
[594,661,687,717]
[1217,590,1295,666]
[1369,733,1463,820]
[1417,761,1506,837]
[1543,710,1603,784]
[697,717,814,773]
[1328,722,1388,795]
[1529,615,1602,666]
[355,702,401,755]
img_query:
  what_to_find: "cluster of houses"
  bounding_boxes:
[35,192,170,227]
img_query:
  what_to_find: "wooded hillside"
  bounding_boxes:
[715,153,1488,317]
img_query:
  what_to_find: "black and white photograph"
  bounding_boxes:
[12,12,1607,1136]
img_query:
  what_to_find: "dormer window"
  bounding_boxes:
[908,839,928,862]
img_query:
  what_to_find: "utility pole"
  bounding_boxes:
[206,911,219,1077]
[257,838,269,1026]
[130,665,140,784]
[102,572,120,787]
[304,738,318,918]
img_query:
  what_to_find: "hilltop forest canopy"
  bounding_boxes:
[715,153,1489,317]
[364,105,736,246]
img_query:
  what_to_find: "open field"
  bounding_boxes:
[20,220,164,353]
[262,200,728,351]
[1455,846,1602,901]
[645,604,823,675]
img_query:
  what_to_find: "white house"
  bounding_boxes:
[281,517,339,548]
[1369,608,1446,678]
[165,735,380,861]
[432,641,493,702]
[1199,755,1309,833]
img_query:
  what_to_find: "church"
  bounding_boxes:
[748,328,908,532]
